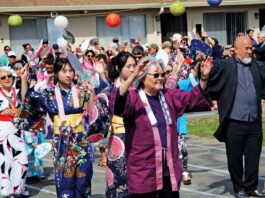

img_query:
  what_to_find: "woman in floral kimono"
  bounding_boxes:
[21,58,95,198]
[104,52,136,197]
[0,66,28,197]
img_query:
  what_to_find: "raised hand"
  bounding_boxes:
[200,56,213,78]
[133,60,149,78]
[21,64,29,81]
[93,61,105,74]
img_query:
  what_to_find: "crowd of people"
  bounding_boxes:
[0,28,265,198]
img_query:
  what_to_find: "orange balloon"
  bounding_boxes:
[106,13,121,28]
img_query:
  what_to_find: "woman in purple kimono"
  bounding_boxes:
[110,57,213,197]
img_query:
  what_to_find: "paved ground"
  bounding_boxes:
[21,134,265,198]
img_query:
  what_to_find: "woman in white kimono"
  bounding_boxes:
[0,66,28,198]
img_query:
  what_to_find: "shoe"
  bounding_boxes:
[182,171,191,185]
[247,190,265,197]
[234,190,249,198]
[21,188,29,197]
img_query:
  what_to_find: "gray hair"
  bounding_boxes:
[259,31,265,38]
[0,66,16,77]
[133,57,165,89]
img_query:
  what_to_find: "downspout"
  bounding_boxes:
[153,6,164,43]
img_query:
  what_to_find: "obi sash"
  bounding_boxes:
[0,108,28,122]
[53,113,84,134]
[111,115,125,134]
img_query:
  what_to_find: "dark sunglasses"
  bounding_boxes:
[133,55,142,59]
[87,55,94,58]
[9,56,16,58]
[0,74,13,80]
[147,72,166,78]
[166,70,172,75]
[5,49,11,51]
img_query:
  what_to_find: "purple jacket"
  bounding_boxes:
[109,86,211,194]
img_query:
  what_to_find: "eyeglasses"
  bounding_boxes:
[0,74,13,80]
[133,55,142,60]
[147,72,166,78]
[87,55,94,58]
[166,70,172,75]
[5,48,11,51]
[9,56,16,58]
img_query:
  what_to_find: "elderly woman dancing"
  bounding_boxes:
[110,57,213,197]
[0,66,28,198]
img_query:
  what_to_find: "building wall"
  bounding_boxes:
[0,16,11,52]
[1,4,265,55]
[186,5,263,44]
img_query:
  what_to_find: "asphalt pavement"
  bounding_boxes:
[22,133,265,198]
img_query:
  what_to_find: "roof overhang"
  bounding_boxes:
[0,0,264,13]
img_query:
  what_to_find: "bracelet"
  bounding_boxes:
[200,77,208,82]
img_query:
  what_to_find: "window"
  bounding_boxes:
[96,15,146,48]
[203,12,247,46]
[10,18,63,57]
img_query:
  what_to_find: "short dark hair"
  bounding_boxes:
[22,43,31,50]
[85,50,96,57]
[247,29,254,34]
[43,54,55,65]
[132,45,145,56]
[4,45,10,50]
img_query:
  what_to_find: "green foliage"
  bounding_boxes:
[187,116,265,145]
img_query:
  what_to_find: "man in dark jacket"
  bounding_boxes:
[253,31,265,61]
[207,36,265,198]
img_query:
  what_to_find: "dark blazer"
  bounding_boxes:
[254,42,265,61]
[207,56,265,142]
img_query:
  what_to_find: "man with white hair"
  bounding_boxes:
[253,31,265,61]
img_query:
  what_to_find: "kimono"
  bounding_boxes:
[24,117,46,179]
[28,83,94,198]
[103,82,131,198]
[0,87,28,196]
[110,86,211,194]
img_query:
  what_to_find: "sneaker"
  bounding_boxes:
[182,171,192,185]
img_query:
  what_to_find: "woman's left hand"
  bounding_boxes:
[200,56,213,78]
[21,64,29,81]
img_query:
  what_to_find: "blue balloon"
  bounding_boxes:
[208,0,222,6]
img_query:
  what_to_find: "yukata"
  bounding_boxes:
[110,86,211,194]
[0,87,28,196]
[166,73,198,174]
[103,80,131,198]
[28,83,94,198]
[177,74,199,173]
[24,117,46,179]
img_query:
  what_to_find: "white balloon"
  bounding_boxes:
[54,15,68,29]
[57,37,67,48]
[80,39,90,52]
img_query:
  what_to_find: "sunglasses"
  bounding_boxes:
[166,70,172,75]
[133,55,142,59]
[87,55,94,58]
[5,49,11,51]
[147,72,166,78]
[9,56,16,58]
[0,74,13,80]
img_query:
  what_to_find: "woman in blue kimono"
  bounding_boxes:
[21,58,95,198]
